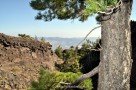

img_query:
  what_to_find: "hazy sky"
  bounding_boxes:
[0,0,136,38]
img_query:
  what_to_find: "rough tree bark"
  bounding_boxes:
[98,0,133,90]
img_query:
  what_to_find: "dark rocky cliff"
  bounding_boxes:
[0,33,61,89]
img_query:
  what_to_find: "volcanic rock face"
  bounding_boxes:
[0,33,60,89]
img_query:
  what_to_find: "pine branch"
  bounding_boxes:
[63,66,99,90]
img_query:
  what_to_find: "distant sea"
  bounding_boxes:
[43,37,100,50]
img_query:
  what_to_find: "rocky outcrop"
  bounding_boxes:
[0,33,60,89]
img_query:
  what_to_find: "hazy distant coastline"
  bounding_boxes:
[44,37,99,50]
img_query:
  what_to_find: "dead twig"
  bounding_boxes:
[76,25,101,47]
[71,66,99,86]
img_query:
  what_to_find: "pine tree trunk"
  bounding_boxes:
[98,0,133,90]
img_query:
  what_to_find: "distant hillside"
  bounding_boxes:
[45,37,99,50]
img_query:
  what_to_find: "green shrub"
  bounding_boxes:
[30,69,92,90]
[30,69,57,90]
[57,58,80,73]
[40,37,46,43]
[55,46,63,59]
[18,34,34,40]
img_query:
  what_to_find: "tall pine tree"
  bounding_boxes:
[30,0,133,89]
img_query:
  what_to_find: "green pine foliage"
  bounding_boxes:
[30,69,57,90]
[30,39,100,90]
[63,47,76,60]
[40,37,46,43]
[55,46,80,73]
[30,0,118,21]
[18,34,34,40]
[79,39,92,57]
[55,46,63,59]
[30,69,93,90]
[55,39,101,73]
[58,58,80,73]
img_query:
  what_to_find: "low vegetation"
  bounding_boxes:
[30,69,92,90]
[29,39,100,90]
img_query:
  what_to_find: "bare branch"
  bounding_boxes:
[97,0,122,15]
[60,82,70,85]
[59,65,99,89]
[60,82,85,90]
[76,26,101,47]
[71,66,99,86]
[90,48,102,51]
